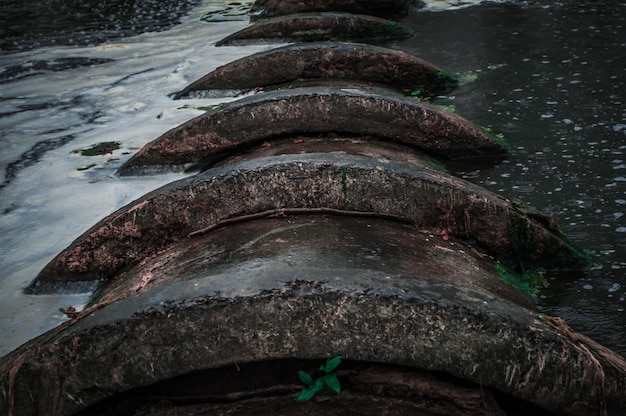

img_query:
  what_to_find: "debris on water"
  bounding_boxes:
[72,142,121,156]
[608,283,621,293]
[77,164,97,171]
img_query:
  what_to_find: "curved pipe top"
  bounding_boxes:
[215,13,413,46]
[119,86,505,175]
[34,152,584,290]
[174,42,457,99]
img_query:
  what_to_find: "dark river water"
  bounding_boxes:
[392,0,626,355]
[0,0,200,53]
[0,0,624,357]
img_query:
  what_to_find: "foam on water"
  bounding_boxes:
[0,0,281,356]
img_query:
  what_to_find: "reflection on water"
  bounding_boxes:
[0,0,624,357]
[0,0,257,356]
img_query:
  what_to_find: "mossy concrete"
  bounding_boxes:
[174,42,456,99]
[119,86,504,175]
[3,278,625,416]
[215,13,412,46]
[92,215,535,310]
[32,152,584,291]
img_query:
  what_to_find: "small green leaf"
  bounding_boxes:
[324,374,341,394]
[314,377,326,389]
[320,356,342,373]
[298,370,313,386]
[296,382,324,401]
[296,386,316,401]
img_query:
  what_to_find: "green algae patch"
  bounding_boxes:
[481,126,509,151]
[436,70,459,88]
[456,72,479,85]
[435,104,456,113]
[357,18,413,40]
[495,261,548,298]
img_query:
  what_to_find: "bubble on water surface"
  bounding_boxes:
[460,170,481,179]
[512,183,535,193]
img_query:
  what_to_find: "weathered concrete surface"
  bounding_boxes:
[215,13,413,46]
[3,277,625,416]
[119,86,504,175]
[31,152,585,291]
[174,42,457,99]
[251,0,417,18]
[92,215,535,309]
[189,137,447,173]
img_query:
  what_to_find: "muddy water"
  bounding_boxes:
[0,0,624,357]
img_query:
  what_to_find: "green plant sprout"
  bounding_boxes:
[434,103,456,113]
[296,356,342,401]
[410,89,425,99]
